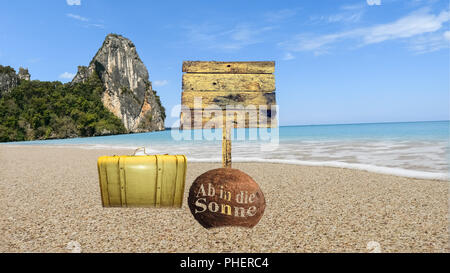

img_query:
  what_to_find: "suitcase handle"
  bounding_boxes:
[132,147,169,156]
[133,147,150,155]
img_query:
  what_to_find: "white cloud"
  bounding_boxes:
[87,23,105,29]
[282,52,295,60]
[59,72,75,79]
[280,32,347,55]
[153,80,168,87]
[363,9,449,44]
[281,9,450,54]
[66,0,81,6]
[443,30,450,41]
[184,23,275,50]
[367,0,381,6]
[67,13,88,22]
[66,13,105,28]
[265,9,297,22]
[341,3,366,11]
[409,31,450,54]
[328,11,364,23]
[309,4,365,25]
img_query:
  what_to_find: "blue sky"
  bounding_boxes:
[0,0,448,126]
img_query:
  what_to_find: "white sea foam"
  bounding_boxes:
[188,157,449,181]
[3,138,448,180]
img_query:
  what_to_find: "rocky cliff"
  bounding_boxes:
[72,33,165,132]
[0,65,30,97]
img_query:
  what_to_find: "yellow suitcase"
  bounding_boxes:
[97,149,187,208]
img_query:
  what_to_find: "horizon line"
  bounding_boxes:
[166,119,449,130]
[279,119,449,128]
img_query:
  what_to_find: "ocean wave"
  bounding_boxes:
[3,136,448,180]
[188,157,449,181]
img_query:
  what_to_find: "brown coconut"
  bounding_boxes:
[188,168,265,228]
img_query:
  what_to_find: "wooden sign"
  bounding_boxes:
[180,61,277,168]
[182,61,275,74]
[182,74,275,92]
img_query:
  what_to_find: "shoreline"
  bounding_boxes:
[2,144,448,181]
[0,145,448,252]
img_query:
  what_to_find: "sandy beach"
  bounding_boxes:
[0,145,448,253]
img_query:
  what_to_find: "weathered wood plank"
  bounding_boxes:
[183,61,275,74]
[180,108,277,129]
[182,73,275,92]
[181,91,276,109]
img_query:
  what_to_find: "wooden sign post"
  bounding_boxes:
[181,61,276,168]
[222,117,232,168]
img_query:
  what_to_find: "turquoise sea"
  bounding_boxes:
[3,120,449,180]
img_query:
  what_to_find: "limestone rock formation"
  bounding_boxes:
[0,65,30,97]
[72,66,90,83]
[18,67,31,81]
[72,33,165,132]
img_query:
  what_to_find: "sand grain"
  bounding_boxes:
[0,146,448,253]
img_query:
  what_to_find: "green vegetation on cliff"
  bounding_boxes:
[0,65,15,74]
[0,73,126,142]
